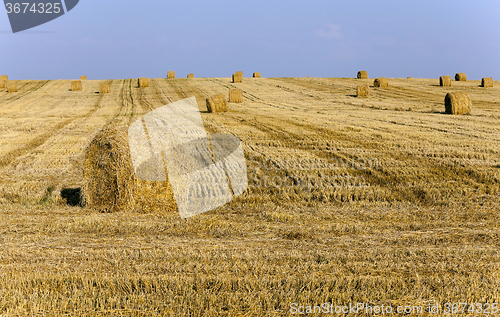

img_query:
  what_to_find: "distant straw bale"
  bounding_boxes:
[167,71,175,79]
[440,76,451,87]
[80,76,87,80]
[232,73,243,83]
[374,77,388,88]
[229,88,243,103]
[481,77,493,87]
[0,80,5,89]
[82,126,136,212]
[138,78,149,88]
[455,73,467,81]
[206,94,228,113]
[71,81,82,91]
[187,73,194,79]
[253,72,261,78]
[445,92,472,115]
[357,85,369,98]
[7,82,17,93]
[99,82,111,94]
[1,75,8,81]
[357,71,368,79]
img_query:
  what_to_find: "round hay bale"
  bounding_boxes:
[445,92,472,115]
[229,88,243,103]
[7,82,17,93]
[82,126,136,212]
[71,80,82,91]
[138,78,149,88]
[481,77,493,88]
[357,85,369,98]
[357,71,368,79]
[0,75,8,81]
[80,75,87,80]
[206,94,228,113]
[440,76,451,87]
[99,82,111,94]
[167,71,175,79]
[374,77,388,88]
[455,73,467,81]
[232,73,243,83]
[253,72,261,78]
[187,73,194,79]
[0,79,6,89]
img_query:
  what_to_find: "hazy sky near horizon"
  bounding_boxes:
[1,0,499,80]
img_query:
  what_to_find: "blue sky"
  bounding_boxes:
[1,0,499,80]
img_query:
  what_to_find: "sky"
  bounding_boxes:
[1,0,499,80]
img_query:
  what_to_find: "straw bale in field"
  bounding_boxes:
[481,77,493,87]
[440,76,451,87]
[206,93,228,113]
[445,92,471,115]
[232,73,243,83]
[82,126,136,212]
[253,72,261,78]
[357,85,369,98]
[357,71,368,79]
[167,71,175,79]
[229,88,243,103]
[0,75,8,81]
[374,77,388,88]
[187,73,194,78]
[7,82,17,92]
[71,80,82,91]
[80,75,87,80]
[455,73,467,81]
[99,82,111,94]
[138,77,149,88]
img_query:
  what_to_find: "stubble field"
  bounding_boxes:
[0,76,499,316]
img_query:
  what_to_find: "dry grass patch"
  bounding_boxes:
[206,93,228,113]
[445,91,472,115]
[229,88,243,103]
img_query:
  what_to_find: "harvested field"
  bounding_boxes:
[0,77,500,315]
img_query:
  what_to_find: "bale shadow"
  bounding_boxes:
[60,187,83,207]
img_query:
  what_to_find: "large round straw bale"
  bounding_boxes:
[80,75,87,80]
[481,77,493,87]
[374,77,388,88]
[167,71,175,79]
[455,73,467,81]
[357,85,369,98]
[99,82,111,94]
[445,92,472,115]
[7,82,17,93]
[206,94,228,113]
[71,80,82,91]
[0,75,8,81]
[138,78,149,88]
[82,126,136,212]
[357,71,368,79]
[229,88,243,103]
[232,73,243,83]
[440,76,451,87]
[253,72,261,78]
[187,73,194,78]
